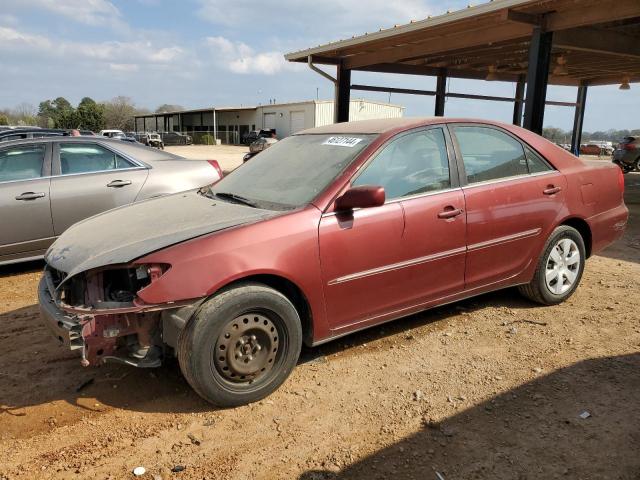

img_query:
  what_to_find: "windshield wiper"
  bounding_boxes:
[214,192,259,208]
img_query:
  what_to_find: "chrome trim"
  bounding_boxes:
[468,228,542,251]
[318,267,528,342]
[53,166,147,179]
[321,187,462,217]
[462,170,556,190]
[328,246,466,285]
[0,175,52,186]
[385,186,461,205]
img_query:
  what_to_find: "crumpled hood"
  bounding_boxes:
[45,189,278,279]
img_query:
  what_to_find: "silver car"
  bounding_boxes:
[0,137,223,265]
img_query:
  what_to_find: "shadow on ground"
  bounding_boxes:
[0,287,535,421]
[300,353,640,480]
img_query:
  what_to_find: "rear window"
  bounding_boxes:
[0,144,46,182]
[622,136,636,144]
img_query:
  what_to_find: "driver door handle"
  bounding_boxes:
[106,180,132,188]
[15,192,46,201]
[543,186,562,195]
[438,206,463,219]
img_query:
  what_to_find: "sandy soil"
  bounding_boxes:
[0,165,638,480]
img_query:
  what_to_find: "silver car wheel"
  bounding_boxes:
[545,238,581,295]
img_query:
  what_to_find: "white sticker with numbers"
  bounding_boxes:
[322,136,363,147]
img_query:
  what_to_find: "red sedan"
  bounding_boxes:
[40,118,628,406]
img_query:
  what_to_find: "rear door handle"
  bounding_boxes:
[15,192,46,201]
[543,186,562,195]
[437,206,463,219]
[106,180,132,188]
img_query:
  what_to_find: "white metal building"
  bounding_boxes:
[134,99,404,145]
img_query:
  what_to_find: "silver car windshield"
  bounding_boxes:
[209,134,375,210]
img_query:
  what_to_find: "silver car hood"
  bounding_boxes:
[45,190,279,279]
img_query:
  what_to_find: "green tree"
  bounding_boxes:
[0,113,9,125]
[76,97,105,131]
[38,97,76,128]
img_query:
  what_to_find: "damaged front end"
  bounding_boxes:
[39,263,201,368]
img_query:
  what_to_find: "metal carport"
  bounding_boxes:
[285,0,640,154]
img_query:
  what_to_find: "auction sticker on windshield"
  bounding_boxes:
[322,137,363,147]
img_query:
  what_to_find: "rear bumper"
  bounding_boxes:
[587,204,629,255]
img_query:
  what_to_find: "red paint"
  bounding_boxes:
[131,118,628,345]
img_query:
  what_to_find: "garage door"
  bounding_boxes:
[290,111,305,134]
[263,113,276,130]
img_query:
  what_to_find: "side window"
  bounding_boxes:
[525,146,552,173]
[0,144,46,182]
[59,143,135,175]
[352,128,450,200]
[453,126,527,184]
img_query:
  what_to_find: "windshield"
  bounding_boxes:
[209,134,374,210]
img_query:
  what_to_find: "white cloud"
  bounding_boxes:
[198,0,434,36]
[20,0,122,26]
[206,36,301,75]
[0,14,19,26]
[0,26,184,68]
[109,63,139,72]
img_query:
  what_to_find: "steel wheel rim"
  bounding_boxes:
[545,238,580,295]
[214,312,280,385]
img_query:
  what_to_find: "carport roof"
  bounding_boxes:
[285,0,640,87]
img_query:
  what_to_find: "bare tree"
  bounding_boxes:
[102,96,138,131]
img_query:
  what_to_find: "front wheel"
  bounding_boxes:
[518,226,586,305]
[178,283,302,407]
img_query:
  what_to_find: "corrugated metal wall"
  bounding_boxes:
[315,100,404,127]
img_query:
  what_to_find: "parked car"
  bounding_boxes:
[243,137,278,162]
[242,129,275,146]
[161,131,192,146]
[0,137,223,265]
[98,129,125,138]
[135,132,164,149]
[612,136,639,173]
[0,128,70,142]
[39,118,627,407]
[580,142,613,156]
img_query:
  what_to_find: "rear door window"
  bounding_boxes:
[59,143,136,175]
[453,126,528,184]
[0,144,46,182]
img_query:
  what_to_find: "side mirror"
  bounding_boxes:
[335,185,385,211]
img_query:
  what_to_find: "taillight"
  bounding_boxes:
[207,159,223,178]
[618,167,625,195]
[623,143,637,151]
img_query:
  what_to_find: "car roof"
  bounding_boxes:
[0,135,183,162]
[296,117,507,135]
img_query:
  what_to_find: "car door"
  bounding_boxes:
[49,141,149,235]
[0,142,55,260]
[450,124,566,289]
[319,127,466,331]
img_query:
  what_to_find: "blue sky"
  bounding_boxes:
[0,0,636,132]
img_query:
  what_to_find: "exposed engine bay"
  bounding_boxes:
[41,264,198,368]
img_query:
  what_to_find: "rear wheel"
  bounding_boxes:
[518,226,586,305]
[178,283,302,407]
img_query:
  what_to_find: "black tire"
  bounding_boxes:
[177,283,302,407]
[518,225,586,305]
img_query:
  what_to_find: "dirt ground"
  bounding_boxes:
[0,158,638,480]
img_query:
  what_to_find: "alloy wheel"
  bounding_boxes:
[545,238,581,295]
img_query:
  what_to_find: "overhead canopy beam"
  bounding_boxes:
[351,84,577,106]
[343,23,532,69]
[554,27,640,59]
[500,9,543,26]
